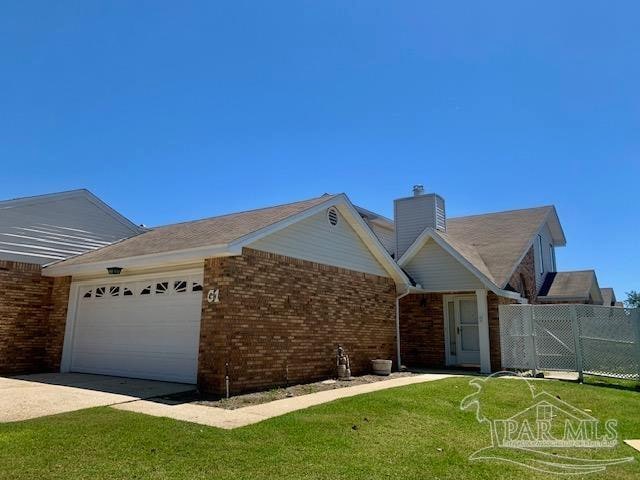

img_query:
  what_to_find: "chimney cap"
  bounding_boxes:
[412,185,425,196]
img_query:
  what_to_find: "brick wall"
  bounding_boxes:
[399,293,446,368]
[45,276,72,371]
[488,292,518,371]
[198,248,397,395]
[506,247,537,303]
[0,261,71,375]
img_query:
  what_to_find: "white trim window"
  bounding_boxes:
[549,243,556,272]
[537,234,544,274]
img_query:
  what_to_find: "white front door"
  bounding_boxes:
[67,271,204,384]
[445,296,480,366]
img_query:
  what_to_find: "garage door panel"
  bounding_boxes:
[69,272,203,384]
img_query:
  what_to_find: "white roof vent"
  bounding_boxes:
[327,207,339,226]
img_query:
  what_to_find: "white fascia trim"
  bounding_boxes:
[398,229,523,299]
[233,194,411,289]
[69,267,204,286]
[42,243,235,277]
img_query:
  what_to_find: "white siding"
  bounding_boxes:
[534,223,555,289]
[370,223,396,257]
[249,209,388,277]
[394,193,444,259]
[404,238,483,291]
[0,194,140,265]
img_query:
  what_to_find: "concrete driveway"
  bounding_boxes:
[0,373,195,423]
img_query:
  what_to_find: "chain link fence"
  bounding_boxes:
[499,304,640,380]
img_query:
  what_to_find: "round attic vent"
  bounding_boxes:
[327,207,339,227]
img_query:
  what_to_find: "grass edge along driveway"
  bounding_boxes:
[0,376,638,479]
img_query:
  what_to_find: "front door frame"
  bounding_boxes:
[443,290,491,372]
[443,294,480,367]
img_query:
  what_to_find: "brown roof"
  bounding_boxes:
[53,195,335,266]
[538,270,597,299]
[444,206,554,288]
[600,287,616,306]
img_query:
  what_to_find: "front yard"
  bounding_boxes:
[0,376,638,479]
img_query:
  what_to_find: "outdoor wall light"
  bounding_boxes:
[106,266,123,275]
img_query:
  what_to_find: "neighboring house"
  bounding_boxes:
[0,189,142,375]
[0,189,141,264]
[0,185,619,394]
[600,287,624,307]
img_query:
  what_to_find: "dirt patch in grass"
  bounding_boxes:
[158,372,417,410]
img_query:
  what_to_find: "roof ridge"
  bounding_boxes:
[448,205,554,221]
[555,269,596,274]
[150,194,337,230]
[0,188,90,206]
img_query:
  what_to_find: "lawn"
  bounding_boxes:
[0,376,638,479]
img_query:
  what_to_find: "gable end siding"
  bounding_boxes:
[0,196,139,264]
[248,209,388,277]
[404,238,484,291]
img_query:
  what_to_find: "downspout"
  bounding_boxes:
[395,289,411,370]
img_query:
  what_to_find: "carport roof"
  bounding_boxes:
[48,195,336,267]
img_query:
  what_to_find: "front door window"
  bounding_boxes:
[446,296,481,366]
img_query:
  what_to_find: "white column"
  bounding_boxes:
[476,289,491,374]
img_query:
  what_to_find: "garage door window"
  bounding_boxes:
[80,275,203,301]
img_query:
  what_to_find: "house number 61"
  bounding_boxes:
[207,289,220,303]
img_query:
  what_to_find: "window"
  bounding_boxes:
[327,207,339,227]
[109,286,120,297]
[95,287,106,298]
[550,244,556,271]
[174,280,187,293]
[537,235,544,274]
[155,282,169,294]
[123,287,133,296]
[83,290,92,298]
[192,282,203,292]
[140,285,152,295]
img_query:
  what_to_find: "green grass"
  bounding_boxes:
[1,377,639,479]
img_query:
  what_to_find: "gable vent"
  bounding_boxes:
[327,207,339,226]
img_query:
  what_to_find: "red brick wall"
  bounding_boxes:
[399,293,446,368]
[488,292,518,372]
[45,276,72,371]
[198,248,397,394]
[0,261,70,375]
[506,247,537,303]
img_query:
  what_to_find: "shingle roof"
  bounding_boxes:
[53,195,335,266]
[600,287,616,306]
[444,206,554,288]
[538,270,597,299]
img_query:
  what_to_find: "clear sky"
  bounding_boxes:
[1,2,638,298]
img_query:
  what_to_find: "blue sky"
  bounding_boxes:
[1,2,638,298]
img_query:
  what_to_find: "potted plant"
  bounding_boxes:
[371,359,392,376]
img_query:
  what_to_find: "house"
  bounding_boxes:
[0,186,617,394]
[38,193,407,392]
[0,189,142,375]
[600,287,624,307]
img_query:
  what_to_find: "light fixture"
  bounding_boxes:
[106,266,123,275]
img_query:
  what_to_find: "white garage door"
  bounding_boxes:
[69,271,204,384]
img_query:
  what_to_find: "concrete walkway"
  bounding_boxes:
[113,373,454,429]
[0,373,195,422]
